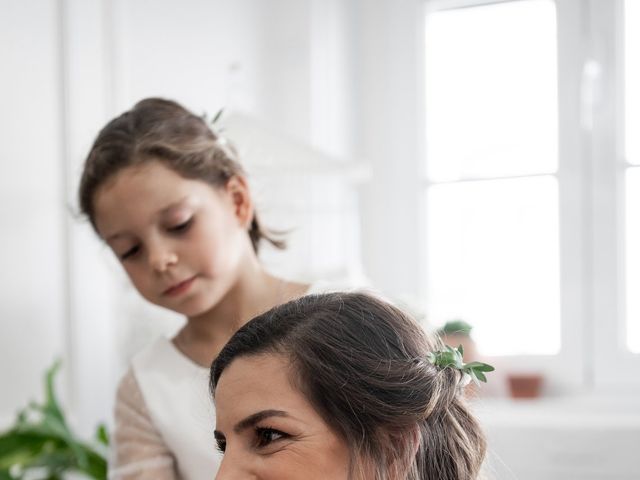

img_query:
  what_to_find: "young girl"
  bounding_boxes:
[79,98,321,479]
[211,292,490,480]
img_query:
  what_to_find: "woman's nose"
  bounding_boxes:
[215,455,254,480]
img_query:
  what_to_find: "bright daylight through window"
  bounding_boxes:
[424,0,559,356]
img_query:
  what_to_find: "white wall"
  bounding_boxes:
[0,0,66,426]
[0,0,361,435]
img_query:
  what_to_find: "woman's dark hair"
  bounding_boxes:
[211,292,486,480]
[78,97,284,252]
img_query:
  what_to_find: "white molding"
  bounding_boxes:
[354,0,426,298]
[589,0,640,387]
[555,0,590,390]
[425,0,537,14]
[59,0,120,435]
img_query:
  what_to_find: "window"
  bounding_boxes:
[425,0,560,356]
[625,0,640,353]
[423,0,640,390]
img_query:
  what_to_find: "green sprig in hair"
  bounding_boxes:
[426,345,495,386]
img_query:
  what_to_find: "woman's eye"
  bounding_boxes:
[120,245,140,260]
[255,427,287,448]
[168,217,193,233]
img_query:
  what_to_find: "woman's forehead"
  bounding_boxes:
[215,354,313,422]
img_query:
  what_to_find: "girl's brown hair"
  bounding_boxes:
[78,97,283,252]
[211,292,487,480]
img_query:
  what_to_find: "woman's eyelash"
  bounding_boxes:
[216,439,226,454]
[168,217,193,233]
[214,428,289,455]
[254,427,288,448]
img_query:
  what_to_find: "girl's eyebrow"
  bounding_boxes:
[159,195,189,214]
[104,196,191,241]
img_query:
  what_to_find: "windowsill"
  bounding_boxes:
[473,393,640,429]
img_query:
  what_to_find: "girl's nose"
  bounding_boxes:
[149,247,178,272]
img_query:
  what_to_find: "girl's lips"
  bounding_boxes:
[163,276,196,297]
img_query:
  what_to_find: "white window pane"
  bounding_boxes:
[626,168,640,352]
[626,0,640,165]
[425,0,558,181]
[426,176,561,355]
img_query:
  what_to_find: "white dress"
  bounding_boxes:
[108,281,349,480]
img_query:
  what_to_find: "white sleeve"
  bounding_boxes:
[108,368,179,480]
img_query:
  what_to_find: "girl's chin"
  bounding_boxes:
[172,296,221,319]
[155,284,228,318]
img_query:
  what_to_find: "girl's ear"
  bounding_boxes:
[224,175,254,228]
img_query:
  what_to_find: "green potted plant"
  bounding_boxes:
[437,319,478,361]
[0,361,108,479]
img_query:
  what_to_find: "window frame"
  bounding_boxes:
[422,0,640,393]
[589,0,640,389]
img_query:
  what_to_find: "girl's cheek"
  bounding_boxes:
[125,266,145,286]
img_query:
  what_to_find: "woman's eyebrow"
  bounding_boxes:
[233,409,289,434]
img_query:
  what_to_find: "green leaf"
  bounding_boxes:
[464,362,495,372]
[0,361,108,479]
[211,108,224,125]
[95,424,109,447]
[0,430,60,469]
[43,361,64,423]
[0,469,14,480]
[437,319,473,336]
[427,346,495,385]
[21,450,74,470]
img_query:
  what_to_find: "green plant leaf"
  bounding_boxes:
[437,319,473,336]
[43,361,64,423]
[95,424,109,447]
[0,469,14,480]
[0,361,108,479]
[464,362,495,372]
[427,345,495,385]
[474,371,487,383]
[211,108,224,125]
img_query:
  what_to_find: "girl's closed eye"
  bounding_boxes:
[167,216,194,234]
[120,244,141,260]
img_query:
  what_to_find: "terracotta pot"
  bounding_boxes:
[507,373,544,399]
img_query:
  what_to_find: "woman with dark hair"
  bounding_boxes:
[211,292,491,480]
